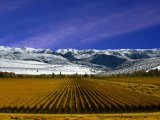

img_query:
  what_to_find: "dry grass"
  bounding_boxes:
[0,112,160,120]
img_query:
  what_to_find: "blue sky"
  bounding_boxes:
[0,0,160,50]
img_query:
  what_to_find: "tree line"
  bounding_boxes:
[0,69,159,78]
[0,72,89,78]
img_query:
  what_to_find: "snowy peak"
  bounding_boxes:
[0,46,53,54]
[1,46,159,58]
[56,48,79,54]
[0,46,69,65]
[56,48,160,60]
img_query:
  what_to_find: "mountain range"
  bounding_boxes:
[0,46,160,75]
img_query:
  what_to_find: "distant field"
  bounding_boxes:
[0,77,160,114]
[104,77,160,85]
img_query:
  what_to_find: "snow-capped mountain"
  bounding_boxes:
[0,46,160,75]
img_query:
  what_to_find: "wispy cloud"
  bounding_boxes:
[12,2,160,49]
[11,24,77,48]
[79,3,160,43]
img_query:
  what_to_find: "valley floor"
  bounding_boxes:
[0,112,160,120]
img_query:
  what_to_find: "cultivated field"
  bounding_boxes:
[0,77,160,114]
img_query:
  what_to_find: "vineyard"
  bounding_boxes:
[0,78,160,113]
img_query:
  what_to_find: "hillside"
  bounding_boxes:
[0,46,160,75]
